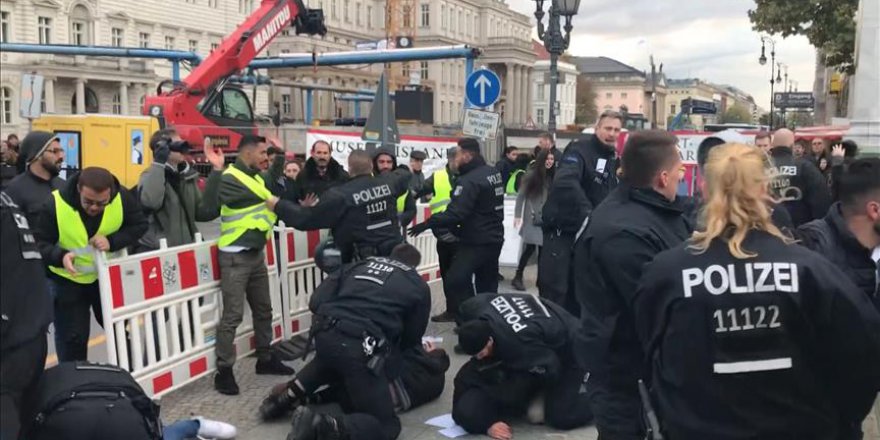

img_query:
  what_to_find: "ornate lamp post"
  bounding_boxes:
[534,0,581,134]
[759,36,777,128]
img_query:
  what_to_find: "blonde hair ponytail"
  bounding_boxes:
[690,143,792,258]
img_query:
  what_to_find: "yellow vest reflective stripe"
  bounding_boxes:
[506,169,525,194]
[430,168,452,214]
[47,190,124,284]
[218,166,278,248]
[397,193,407,213]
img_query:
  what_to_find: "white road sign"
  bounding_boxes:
[462,108,500,139]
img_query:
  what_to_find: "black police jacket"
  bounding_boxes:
[634,230,880,440]
[4,168,65,228]
[572,185,692,377]
[459,293,581,379]
[542,135,618,234]
[769,147,831,227]
[424,156,503,245]
[1,192,53,351]
[798,202,879,309]
[309,256,431,352]
[276,168,411,258]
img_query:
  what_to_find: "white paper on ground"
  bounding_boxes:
[439,426,468,438]
[422,336,444,344]
[425,413,456,428]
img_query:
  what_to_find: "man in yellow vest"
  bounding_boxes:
[214,135,294,395]
[35,167,147,362]
[412,147,461,322]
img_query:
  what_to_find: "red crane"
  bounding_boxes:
[143,0,325,153]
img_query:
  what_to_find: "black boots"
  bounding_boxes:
[259,388,299,420]
[214,367,240,395]
[430,311,457,323]
[256,354,295,375]
[512,272,526,291]
[288,406,346,440]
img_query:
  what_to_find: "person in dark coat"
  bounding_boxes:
[295,140,349,199]
[573,130,693,440]
[495,147,518,185]
[372,146,416,231]
[408,150,428,202]
[4,131,66,227]
[768,129,831,227]
[634,143,880,440]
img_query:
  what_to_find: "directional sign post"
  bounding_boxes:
[465,69,501,108]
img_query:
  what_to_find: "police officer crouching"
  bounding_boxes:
[452,293,593,438]
[269,150,411,263]
[633,143,880,439]
[284,242,431,440]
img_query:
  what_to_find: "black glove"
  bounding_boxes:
[408,222,429,237]
[153,142,170,164]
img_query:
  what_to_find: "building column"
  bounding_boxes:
[75,78,86,114]
[44,77,56,113]
[521,65,528,125]
[512,65,521,124]
[845,0,880,156]
[525,67,533,125]
[503,64,513,123]
[119,82,129,115]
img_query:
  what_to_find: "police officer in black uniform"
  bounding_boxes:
[452,293,593,438]
[768,128,831,227]
[634,143,880,440]
[283,243,430,440]
[409,138,503,320]
[0,191,53,439]
[271,149,410,263]
[540,110,622,312]
[574,130,692,440]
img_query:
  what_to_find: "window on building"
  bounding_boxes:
[420,4,429,27]
[670,104,676,114]
[457,10,462,34]
[111,93,122,114]
[70,5,92,46]
[36,17,52,44]
[111,27,124,47]
[343,0,350,22]
[450,10,456,33]
[165,36,175,50]
[605,92,612,99]
[39,88,47,113]
[440,4,446,30]
[420,61,428,80]
[71,87,99,114]
[355,3,361,26]
[188,39,198,53]
[537,83,545,100]
[211,42,219,51]
[208,0,218,7]
[366,5,372,28]
[331,0,337,19]
[0,11,9,44]
[402,5,411,28]
[441,63,447,84]
[281,94,291,113]
[441,101,446,123]
[621,92,628,99]
[239,0,254,13]
[0,87,12,124]
[138,32,150,48]
[536,109,544,124]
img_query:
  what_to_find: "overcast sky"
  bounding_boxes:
[505,0,817,110]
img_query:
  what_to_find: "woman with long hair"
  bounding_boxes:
[633,143,880,439]
[511,149,556,290]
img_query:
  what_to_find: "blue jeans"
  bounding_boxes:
[163,419,200,440]
[48,278,103,362]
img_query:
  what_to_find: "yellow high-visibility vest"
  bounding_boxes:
[47,190,123,284]
[506,169,525,195]
[397,193,407,213]
[430,168,453,214]
[218,166,277,248]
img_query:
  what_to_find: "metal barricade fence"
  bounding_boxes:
[94,205,441,398]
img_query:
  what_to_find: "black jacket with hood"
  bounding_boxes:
[372,147,416,228]
[294,156,349,199]
[4,132,65,228]
[769,146,832,227]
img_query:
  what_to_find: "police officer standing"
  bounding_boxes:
[573,130,692,440]
[413,147,460,322]
[634,143,880,440]
[409,138,503,321]
[270,150,411,263]
[453,293,593,438]
[768,128,831,227]
[540,110,622,311]
[0,191,53,439]
[285,243,431,440]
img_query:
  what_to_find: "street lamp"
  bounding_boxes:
[759,36,777,128]
[535,0,581,134]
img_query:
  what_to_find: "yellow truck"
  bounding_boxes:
[32,114,159,188]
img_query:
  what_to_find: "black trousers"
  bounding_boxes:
[436,241,458,313]
[0,335,48,440]
[445,243,502,317]
[537,231,573,306]
[296,330,400,440]
[516,244,541,276]
[48,278,104,362]
[586,371,644,440]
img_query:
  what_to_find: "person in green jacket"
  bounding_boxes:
[136,128,225,251]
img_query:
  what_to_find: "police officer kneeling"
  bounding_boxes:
[452,293,593,439]
[286,242,431,440]
[633,143,880,440]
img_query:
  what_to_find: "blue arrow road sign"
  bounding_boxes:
[465,69,501,108]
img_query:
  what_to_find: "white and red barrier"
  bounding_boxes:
[93,205,441,398]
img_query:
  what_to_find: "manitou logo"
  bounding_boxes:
[252,6,292,53]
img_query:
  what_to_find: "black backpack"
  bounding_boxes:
[24,362,162,440]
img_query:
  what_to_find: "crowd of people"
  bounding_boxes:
[1,112,879,440]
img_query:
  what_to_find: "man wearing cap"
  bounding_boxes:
[5,131,66,228]
[452,293,593,438]
[409,150,428,202]
[136,128,225,252]
[410,139,504,322]
[35,167,147,362]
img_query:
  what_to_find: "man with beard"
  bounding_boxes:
[295,140,349,200]
[798,158,880,440]
[539,111,622,312]
[5,131,66,227]
[373,146,416,230]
